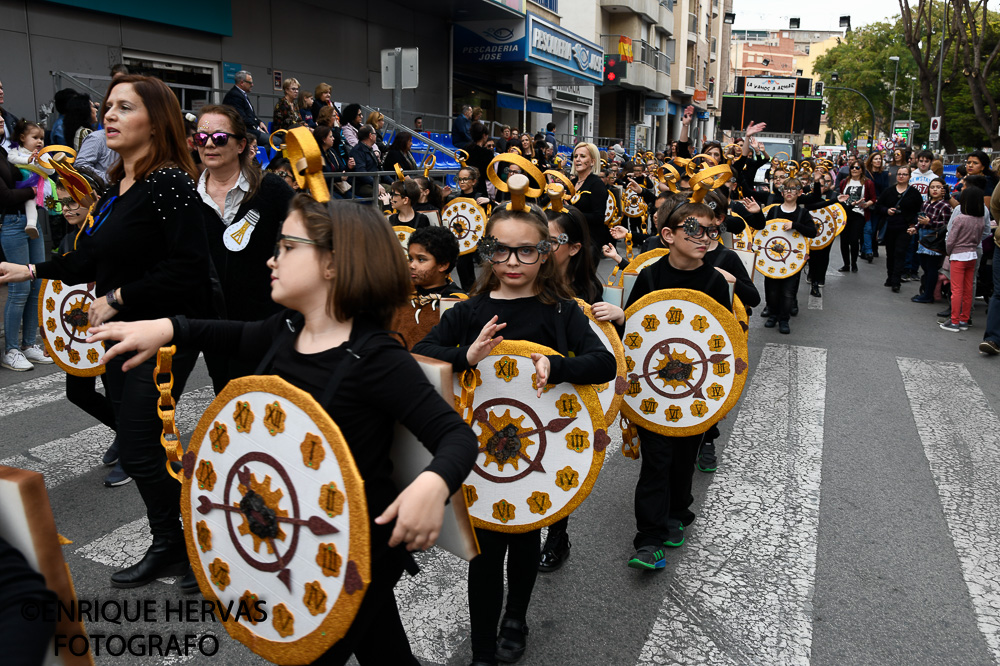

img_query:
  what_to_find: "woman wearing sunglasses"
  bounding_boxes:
[836,162,875,273]
[193,104,295,391]
[0,75,216,590]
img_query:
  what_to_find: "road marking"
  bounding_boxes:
[808,295,823,310]
[898,357,1000,663]
[395,549,471,663]
[0,386,214,490]
[0,371,73,420]
[637,343,827,665]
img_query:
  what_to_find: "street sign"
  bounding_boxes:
[929,116,941,143]
[381,48,419,90]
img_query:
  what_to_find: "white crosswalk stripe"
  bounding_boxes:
[0,371,73,420]
[898,357,1000,663]
[637,343,827,665]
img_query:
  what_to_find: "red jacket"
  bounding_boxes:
[838,177,876,221]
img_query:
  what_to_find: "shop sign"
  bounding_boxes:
[644,98,667,116]
[693,89,707,101]
[454,20,526,64]
[526,14,604,85]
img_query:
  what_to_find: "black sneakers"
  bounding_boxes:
[495,617,529,663]
[664,521,685,548]
[628,545,666,570]
[697,441,718,473]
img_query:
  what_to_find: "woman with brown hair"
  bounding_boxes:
[193,104,295,389]
[311,82,335,123]
[0,74,216,588]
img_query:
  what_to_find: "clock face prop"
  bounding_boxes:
[37,279,105,377]
[442,198,487,256]
[454,342,608,533]
[752,220,807,278]
[620,289,749,437]
[808,203,848,250]
[181,377,369,665]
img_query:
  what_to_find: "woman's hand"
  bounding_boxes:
[466,315,506,366]
[347,157,356,170]
[888,207,897,216]
[602,243,622,264]
[907,226,917,235]
[744,121,767,137]
[714,267,737,284]
[87,318,174,371]
[739,197,761,214]
[87,295,119,327]
[610,225,628,240]
[627,180,642,193]
[0,263,31,284]
[530,353,551,397]
[592,301,625,326]
[837,193,850,203]
[375,471,450,551]
[378,190,391,205]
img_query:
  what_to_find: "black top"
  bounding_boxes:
[616,234,666,271]
[0,534,56,607]
[36,168,215,322]
[416,282,465,298]
[413,294,617,385]
[765,204,820,238]
[703,245,761,307]
[389,212,430,229]
[463,144,495,198]
[626,257,732,313]
[171,312,477,569]
[222,86,263,131]
[874,185,923,230]
[383,149,417,175]
[0,146,33,215]
[204,172,294,322]
[572,173,611,247]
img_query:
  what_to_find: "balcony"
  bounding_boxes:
[530,0,559,11]
[687,12,698,41]
[599,0,659,22]
[600,35,665,92]
[655,1,674,35]
[711,0,719,17]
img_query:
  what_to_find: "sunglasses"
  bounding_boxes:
[272,234,325,261]
[193,131,240,147]
[779,186,801,193]
[272,170,293,180]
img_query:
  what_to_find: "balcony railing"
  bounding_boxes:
[686,67,695,88]
[688,12,698,34]
[530,0,559,12]
[600,34,670,76]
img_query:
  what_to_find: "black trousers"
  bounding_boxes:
[764,273,801,323]
[312,565,417,665]
[65,374,116,430]
[204,350,260,395]
[633,427,704,549]
[468,528,541,661]
[883,227,910,287]
[807,246,832,284]
[102,345,198,539]
[919,253,945,297]
[840,214,865,267]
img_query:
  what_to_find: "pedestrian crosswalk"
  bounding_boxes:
[1,332,999,665]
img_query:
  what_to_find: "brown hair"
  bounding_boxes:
[197,104,262,200]
[663,201,714,231]
[316,106,335,127]
[314,82,332,98]
[105,75,197,183]
[291,195,410,327]
[470,207,574,305]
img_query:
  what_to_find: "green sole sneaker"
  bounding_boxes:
[664,524,684,548]
[628,546,666,570]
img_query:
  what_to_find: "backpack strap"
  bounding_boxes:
[254,312,304,375]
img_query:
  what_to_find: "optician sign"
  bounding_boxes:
[526,14,604,85]
[744,77,798,94]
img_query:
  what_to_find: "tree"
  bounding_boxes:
[948,0,1000,149]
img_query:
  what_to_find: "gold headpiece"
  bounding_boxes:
[269,129,287,154]
[455,149,469,169]
[506,173,530,212]
[547,183,566,212]
[284,127,330,202]
[486,153,544,200]
[422,153,436,178]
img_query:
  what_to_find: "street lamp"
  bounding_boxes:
[888,56,900,138]
[724,12,736,24]
[840,16,852,32]
[906,74,916,122]
[789,18,800,29]
[831,72,839,82]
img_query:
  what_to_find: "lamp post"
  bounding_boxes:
[907,75,915,122]
[888,56,900,139]
[826,85,877,152]
[934,1,948,151]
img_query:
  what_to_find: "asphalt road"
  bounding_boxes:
[2,252,999,666]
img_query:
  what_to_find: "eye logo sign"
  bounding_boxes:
[483,27,515,42]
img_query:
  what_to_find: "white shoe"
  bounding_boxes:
[25,223,39,240]
[22,344,54,364]
[1,348,34,371]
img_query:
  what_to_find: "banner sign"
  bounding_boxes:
[644,98,667,116]
[744,77,798,94]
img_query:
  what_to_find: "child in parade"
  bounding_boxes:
[407,225,465,297]
[760,177,819,333]
[87,196,478,665]
[604,200,731,569]
[413,202,616,666]
[387,179,430,229]
[910,178,951,304]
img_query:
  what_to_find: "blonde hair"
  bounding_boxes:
[366,110,384,127]
[572,142,600,178]
[282,77,300,93]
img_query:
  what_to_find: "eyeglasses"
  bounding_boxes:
[457,177,474,182]
[272,234,325,261]
[193,131,239,147]
[680,218,722,240]
[482,241,552,265]
[57,197,82,210]
[272,170,293,180]
[779,185,801,193]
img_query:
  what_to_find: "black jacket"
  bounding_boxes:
[349,141,391,189]
[0,146,34,215]
[222,86,263,131]
[572,173,611,247]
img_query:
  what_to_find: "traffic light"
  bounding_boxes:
[815,82,824,96]
[821,102,828,115]
[604,55,626,84]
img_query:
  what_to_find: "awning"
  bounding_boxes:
[496,90,553,114]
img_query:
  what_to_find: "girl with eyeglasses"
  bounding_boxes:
[414,203,616,666]
[194,105,295,391]
[87,196,478,665]
[0,75,217,590]
[836,162,876,273]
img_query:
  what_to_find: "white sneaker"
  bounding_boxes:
[22,344,54,364]
[24,222,39,240]
[1,348,34,371]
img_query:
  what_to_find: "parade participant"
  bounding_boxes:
[414,175,445,213]
[194,104,295,390]
[407,225,464,297]
[387,179,429,229]
[447,165,493,291]
[874,165,922,293]
[799,171,839,297]
[941,186,987,331]
[910,178,950,304]
[6,119,55,241]
[570,142,611,263]
[89,196,478,664]
[414,202,616,666]
[863,152,889,260]
[0,75,216,588]
[761,177,819,333]
[537,203,617,573]
[604,200,731,568]
[836,162,875,273]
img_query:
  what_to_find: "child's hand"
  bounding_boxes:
[592,301,625,325]
[466,315,506,365]
[375,471,450,551]
[87,318,174,371]
[602,243,622,264]
[714,267,737,284]
[782,221,793,231]
[29,150,40,164]
[530,353,551,397]
[610,225,628,240]
[740,197,761,214]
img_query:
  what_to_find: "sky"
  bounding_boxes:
[731,0,903,32]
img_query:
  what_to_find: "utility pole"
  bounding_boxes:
[908,77,915,122]
[889,56,900,139]
[934,1,948,151]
